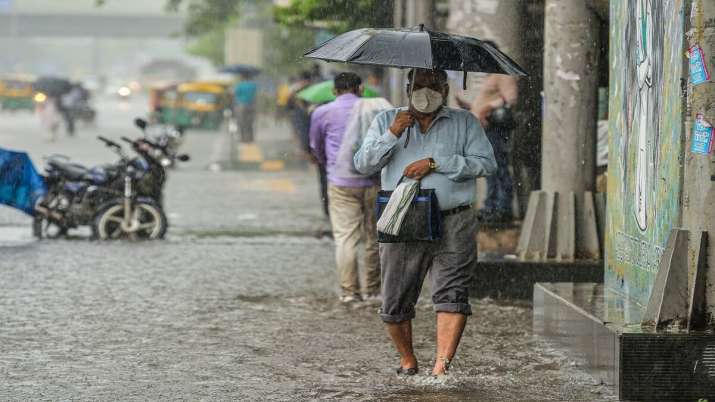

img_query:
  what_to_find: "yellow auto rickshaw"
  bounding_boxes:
[0,74,36,112]
[174,81,232,130]
[148,83,179,125]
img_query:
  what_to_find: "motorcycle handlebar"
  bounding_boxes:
[97,136,120,148]
[120,136,134,144]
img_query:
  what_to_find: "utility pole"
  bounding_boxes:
[390,0,405,106]
[390,0,432,107]
[516,0,601,261]
[541,0,598,194]
[406,0,432,28]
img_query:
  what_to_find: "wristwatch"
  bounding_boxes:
[428,157,438,170]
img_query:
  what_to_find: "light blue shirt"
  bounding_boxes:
[354,107,497,210]
[233,81,257,105]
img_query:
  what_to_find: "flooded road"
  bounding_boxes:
[0,99,614,401]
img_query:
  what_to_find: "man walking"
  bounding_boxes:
[471,44,519,223]
[310,72,381,303]
[233,77,258,143]
[354,69,496,376]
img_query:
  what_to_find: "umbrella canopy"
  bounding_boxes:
[297,80,380,104]
[304,25,527,86]
[33,76,73,96]
[220,64,261,77]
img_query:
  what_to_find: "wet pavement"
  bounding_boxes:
[0,98,614,401]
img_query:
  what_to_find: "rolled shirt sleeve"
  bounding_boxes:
[353,111,399,176]
[433,113,497,182]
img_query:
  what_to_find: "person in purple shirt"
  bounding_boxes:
[309,72,380,303]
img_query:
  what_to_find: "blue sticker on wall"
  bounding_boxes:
[691,114,713,155]
[690,45,711,86]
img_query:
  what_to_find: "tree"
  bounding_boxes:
[165,0,242,37]
[97,0,392,71]
[274,0,394,34]
[186,28,226,66]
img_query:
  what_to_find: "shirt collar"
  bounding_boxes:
[335,93,359,102]
[423,107,452,133]
[433,106,451,121]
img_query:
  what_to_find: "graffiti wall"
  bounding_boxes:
[606,0,685,309]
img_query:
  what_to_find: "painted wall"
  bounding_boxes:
[606,0,685,309]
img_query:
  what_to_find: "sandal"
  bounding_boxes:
[396,366,419,376]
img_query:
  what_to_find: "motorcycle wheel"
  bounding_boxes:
[32,216,68,239]
[92,199,167,240]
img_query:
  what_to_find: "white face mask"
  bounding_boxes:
[410,87,443,114]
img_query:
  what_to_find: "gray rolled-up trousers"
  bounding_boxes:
[378,208,477,323]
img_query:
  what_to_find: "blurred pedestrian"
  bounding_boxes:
[287,72,313,155]
[288,71,330,219]
[275,81,292,122]
[471,42,519,223]
[233,77,258,143]
[59,86,83,136]
[310,72,381,303]
[354,69,496,376]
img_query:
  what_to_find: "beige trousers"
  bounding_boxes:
[328,184,381,296]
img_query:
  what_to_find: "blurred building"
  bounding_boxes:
[0,0,213,84]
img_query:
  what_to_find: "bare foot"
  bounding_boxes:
[432,357,450,376]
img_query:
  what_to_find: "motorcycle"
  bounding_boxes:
[33,119,189,240]
[139,120,186,169]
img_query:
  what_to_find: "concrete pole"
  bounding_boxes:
[411,0,433,28]
[516,1,602,261]
[541,0,599,193]
[390,0,432,107]
[390,0,405,106]
[681,0,715,321]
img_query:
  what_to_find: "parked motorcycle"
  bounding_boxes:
[138,120,186,169]
[33,120,189,240]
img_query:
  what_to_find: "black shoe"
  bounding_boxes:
[396,367,418,376]
[476,208,494,222]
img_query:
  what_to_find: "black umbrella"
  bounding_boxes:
[220,64,261,77]
[304,25,527,89]
[34,76,73,97]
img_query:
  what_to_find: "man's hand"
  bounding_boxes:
[403,158,433,180]
[389,111,415,137]
[475,105,492,127]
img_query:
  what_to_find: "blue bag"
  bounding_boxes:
[0,148,47,216]
[375,179,442,243]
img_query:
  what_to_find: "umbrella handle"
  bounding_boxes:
[404,68,416,149]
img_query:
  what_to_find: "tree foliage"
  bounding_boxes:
[274,0,393,33]
[97,0,391,72]
[186,27,226,66]
[165,0,243,36]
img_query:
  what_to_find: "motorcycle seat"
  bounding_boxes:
[48,158,92,181]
